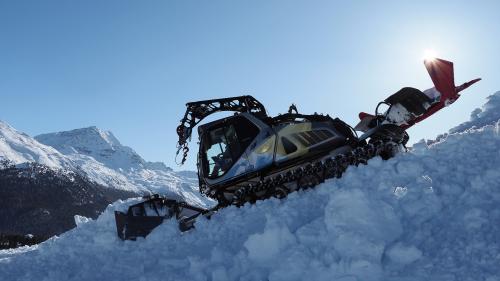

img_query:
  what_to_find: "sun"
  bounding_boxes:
[423,49,437,62]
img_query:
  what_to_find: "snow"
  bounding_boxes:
[385,243,422,265]
[74,215,91,226]
[450,91,500,133]
[2,91,500,281]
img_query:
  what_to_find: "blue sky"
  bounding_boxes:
[1,0,499,171]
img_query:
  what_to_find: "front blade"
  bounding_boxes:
[114,195,212,240]
[114,211,165,240]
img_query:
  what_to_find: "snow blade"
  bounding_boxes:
[424,58,481,104]
[424,58,456,103]
[115,195,210,240]
[356,58,480,131]
[404,58,481,127]
[115,210,164,240]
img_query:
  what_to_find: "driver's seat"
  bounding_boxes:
[385,87,433,116]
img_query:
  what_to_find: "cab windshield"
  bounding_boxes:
[202,116,259,178]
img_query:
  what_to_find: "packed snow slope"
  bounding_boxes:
[2,92,500,281]
[450,91,500,133]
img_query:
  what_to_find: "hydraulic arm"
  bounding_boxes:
[176,95,268,164]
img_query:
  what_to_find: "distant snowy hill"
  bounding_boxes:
[2,91,500,281]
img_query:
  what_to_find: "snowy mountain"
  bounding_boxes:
[0,121,210,205]
[0,121,143,193]
[2,91,500,281]
[35,127,211,206]
[0,121,75,170]
[35,126,165,171]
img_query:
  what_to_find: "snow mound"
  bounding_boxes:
[2,93,500,281]
[450,91,500,133]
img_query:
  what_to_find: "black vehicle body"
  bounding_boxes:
[196,112,363,204]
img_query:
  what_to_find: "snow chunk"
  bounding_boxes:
[325,189,402,260]
[244,217,297,264]
[74,215,91,226]
[386,243,422,265]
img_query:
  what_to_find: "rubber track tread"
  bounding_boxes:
[231,139,398,205]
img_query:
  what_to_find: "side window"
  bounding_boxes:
[205,127,232,178]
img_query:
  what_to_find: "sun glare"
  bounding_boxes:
[423,49,437,62]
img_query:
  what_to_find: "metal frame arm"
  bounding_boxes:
[176,95,267,165]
